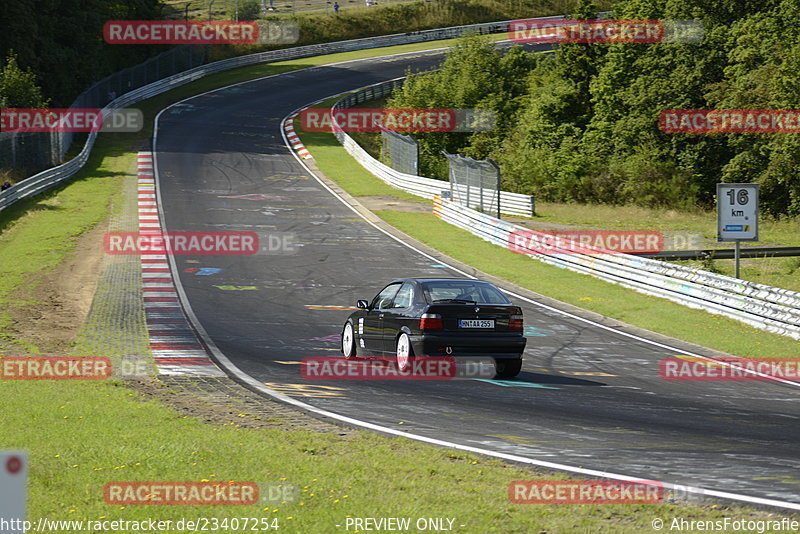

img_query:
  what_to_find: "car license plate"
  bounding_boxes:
[458,319,494,329]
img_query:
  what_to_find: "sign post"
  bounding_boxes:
[0,452,27,534]
[717,183,759,278]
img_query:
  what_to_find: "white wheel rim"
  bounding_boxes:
[342,324,353,356]
[396,335,410,370]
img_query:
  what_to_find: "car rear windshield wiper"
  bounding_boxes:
[432,298,477,304]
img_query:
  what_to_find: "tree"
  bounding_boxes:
[0,52,49,109]
[0,0,161,106]
[387,36,536,179]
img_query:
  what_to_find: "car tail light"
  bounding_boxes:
[420,313,443,330]
[509,314,523,331]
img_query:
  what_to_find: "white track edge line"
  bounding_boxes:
[151,48,800,511]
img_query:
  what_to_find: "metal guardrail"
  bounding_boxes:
[641,247,800,260]
[0,18,528,214]
[330,79,537,217]
[433,195,800,340]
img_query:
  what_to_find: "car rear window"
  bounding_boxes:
[421,281,511,305]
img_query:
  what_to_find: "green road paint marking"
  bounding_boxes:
[524,367,615,377]
[524,326,548,336]
[472,379,560,389]
[213,285,258,290]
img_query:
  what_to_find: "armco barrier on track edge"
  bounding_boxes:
[430,195,800,341]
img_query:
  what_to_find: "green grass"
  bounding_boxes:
[295,120,800,359]
[0,29,795,534]
[4,379,778,532]
[0,142,132,351]
[297,95,427,200]
[304,130,427,198]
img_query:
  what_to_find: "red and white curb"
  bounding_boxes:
[138,151,224,377]
[284,113,312,159]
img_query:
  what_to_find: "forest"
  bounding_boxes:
[1,0,163,108]
[387,0,800,216]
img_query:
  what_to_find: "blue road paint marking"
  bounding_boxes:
[524,326,547,337]
[195,268,222,276]
[472,379,559,389]
[430,264,448,268]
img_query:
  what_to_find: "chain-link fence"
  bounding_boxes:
[0,44,207,177]
[443,151,501,218]
[0,131,63,176]
[381,128,418,175]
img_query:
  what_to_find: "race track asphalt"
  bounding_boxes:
[153,48,800,506]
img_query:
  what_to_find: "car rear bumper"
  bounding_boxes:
[409,333,526,359]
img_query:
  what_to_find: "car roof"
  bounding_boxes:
[389,278,493,284]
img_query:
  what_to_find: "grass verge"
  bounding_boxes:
[6,378,783,532]
[0,140,132,351]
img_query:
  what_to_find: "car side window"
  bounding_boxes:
[389,283,414,309]
[371,283,401,310]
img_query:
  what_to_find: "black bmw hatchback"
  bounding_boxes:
[340,278,527,378]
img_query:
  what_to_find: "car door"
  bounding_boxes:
[361,283,401,353]
[381,282,415,353]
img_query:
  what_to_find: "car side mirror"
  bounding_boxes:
[356,299,369,309]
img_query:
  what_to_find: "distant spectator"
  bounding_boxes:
[333,1,339,13]
[1,181,12,191]
[365,0,372,6]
